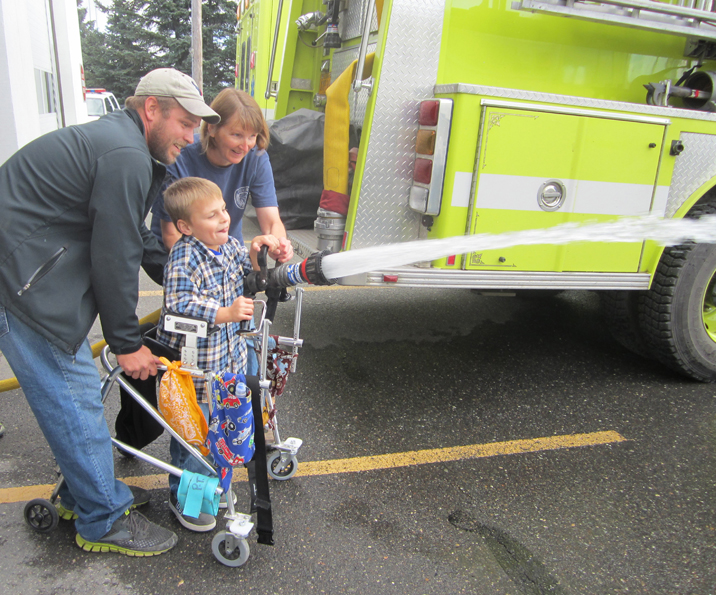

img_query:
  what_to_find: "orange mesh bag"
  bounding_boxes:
[157,357,209,456]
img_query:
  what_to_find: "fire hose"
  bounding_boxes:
[0,249,333,393]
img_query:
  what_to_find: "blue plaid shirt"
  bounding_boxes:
[156,235,253,400]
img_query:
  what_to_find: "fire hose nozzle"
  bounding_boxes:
[246,248,335,292]
[299,250,334,286]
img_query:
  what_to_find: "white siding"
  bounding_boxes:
[0,0,88,165]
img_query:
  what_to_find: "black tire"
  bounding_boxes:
[599,290,651,358]
[24,498,59,533]
[638,199,716,382]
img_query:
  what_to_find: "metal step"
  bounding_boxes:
[288,229,320,260]
[341,267,652,290]
[512,0,716,44]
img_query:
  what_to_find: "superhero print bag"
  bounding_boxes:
[206,372,255,493]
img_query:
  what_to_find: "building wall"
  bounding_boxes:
[0,0,88,165]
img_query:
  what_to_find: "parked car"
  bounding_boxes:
[86,88,120,120]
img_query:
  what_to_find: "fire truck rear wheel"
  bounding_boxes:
[638,237,716,382]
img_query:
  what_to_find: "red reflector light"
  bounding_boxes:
[446,255,456,266]
[413,158,432,184]
[383,275,399,283]
[419,100,440,126]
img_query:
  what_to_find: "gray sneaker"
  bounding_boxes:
[58,484,151,521]
[219,490,237,509]
[75,510,177,556]
[168,492,216,533]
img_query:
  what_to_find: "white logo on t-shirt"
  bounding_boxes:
[234,187,249,210]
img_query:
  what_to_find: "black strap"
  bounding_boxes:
[245,374,274,546]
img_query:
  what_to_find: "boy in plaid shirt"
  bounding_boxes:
[157,176,283,532]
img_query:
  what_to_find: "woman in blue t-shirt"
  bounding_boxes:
[151,88,293,263]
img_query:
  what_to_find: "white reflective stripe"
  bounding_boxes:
[475,173,662,216]
[451,171,472,208]
[651,186,669,217]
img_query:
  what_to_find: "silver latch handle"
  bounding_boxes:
[265,0,285,100]
[353,0,377,93]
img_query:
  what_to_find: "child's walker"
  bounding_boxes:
[22,284,306,568]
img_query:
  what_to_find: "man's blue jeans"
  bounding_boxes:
[0,306,132,540]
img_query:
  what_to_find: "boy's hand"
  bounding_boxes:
[215,296,254,324]
[250,234,280,256]
[274,237,294,263]
[250,234,293,263]
[230,296,254,322]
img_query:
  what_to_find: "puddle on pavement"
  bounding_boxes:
[449,509,566,595]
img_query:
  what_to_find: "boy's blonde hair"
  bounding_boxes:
[163,177,223,226]
[200,88,270,153]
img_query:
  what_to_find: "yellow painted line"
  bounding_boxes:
[293,430,625,477]
[0,431,623,505]
[139,290,163,297]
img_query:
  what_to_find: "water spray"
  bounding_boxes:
[246,215,716,292]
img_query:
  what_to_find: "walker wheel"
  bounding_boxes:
[212,531,250,567]
[267,450,298,481]
[24,498,59,533]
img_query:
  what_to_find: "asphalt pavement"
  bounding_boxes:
[1,228,715,594]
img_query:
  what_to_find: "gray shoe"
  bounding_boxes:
[219,490,237,509]
[58,484,151,521]
[75,510,177,556]
[169,492,216,533]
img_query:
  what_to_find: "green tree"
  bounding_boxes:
[200,0,238,102]
[77,0,237,104]
[77,1,108,90]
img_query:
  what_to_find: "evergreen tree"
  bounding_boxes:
[77,0,237,104]
[200,0,238,102]
[77,1,108,90]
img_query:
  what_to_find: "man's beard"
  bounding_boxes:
[146,118,180,165]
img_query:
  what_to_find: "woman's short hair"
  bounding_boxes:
[163,177,223,226]
[200,88,270,153]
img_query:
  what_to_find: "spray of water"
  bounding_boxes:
[320,215,716,280]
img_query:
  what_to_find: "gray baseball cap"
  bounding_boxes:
[134,68,220,124]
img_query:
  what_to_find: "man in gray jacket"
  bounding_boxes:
[0,68,219,556]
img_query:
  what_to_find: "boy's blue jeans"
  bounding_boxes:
[0,306,133,541]
[168,336,271,496]
[169,402,211,497]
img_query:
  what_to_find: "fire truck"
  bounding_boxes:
[236,0,716,383]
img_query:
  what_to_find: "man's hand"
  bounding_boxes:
[116,346,161,381]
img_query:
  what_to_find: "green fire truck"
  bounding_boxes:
[236,0,716,383]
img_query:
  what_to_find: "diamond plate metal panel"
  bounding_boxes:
[352,0,447,248]
[667,132,716,217]
[331,43,376,127]
[340,0,379,41]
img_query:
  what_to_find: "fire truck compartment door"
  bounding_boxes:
[466,106,666,272]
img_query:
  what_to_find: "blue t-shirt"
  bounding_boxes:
[151,135,278,246]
